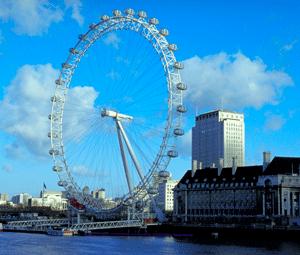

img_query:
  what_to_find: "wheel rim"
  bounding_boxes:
[49,9,186,214]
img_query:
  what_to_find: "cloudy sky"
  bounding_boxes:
[0,0,299,196]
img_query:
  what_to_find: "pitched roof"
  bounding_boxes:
[177,156,300,186]
[264,156,300,175]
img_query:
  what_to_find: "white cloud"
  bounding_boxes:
[64,86,99,141]
[64,0,84,26]
[2,164,12,172]
[182,52,293,111]
[106,70,120,80]
[264,113,286,131]
[103,32,121,49]
[281,40,298,52]
[0,0,63,36]
[0,64,57,157]
[5,142,23,159]
[0,64,99,158]
[72,165,107,178]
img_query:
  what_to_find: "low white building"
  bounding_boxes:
[29,191,68,211]
[92,188,105,200]
[156,171,178,213]
[0,193,9,202]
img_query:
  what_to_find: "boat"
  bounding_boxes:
[47,227,74,236]
[0,223,3,232]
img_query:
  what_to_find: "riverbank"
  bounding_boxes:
[160,223,300,241]
[3,222,300,241]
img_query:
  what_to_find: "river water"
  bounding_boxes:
[0,232,300,255]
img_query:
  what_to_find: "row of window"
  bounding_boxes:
[186,182,256,189]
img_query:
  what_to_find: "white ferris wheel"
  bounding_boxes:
[49,8,187,216]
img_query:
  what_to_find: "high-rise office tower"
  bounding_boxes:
[192,110,245,168]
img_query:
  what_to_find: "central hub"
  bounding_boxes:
[101,108,133,121]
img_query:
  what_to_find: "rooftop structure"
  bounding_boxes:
[192,109,245,168]
[174,154,300,225]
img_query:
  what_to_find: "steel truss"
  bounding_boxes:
[49,8,186,215]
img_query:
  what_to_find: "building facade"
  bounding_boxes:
[11,193,32,206]
[92,188,106,200]
[192,110,245,168]
[0,193,9,202]
[173,156,300,225]
[28,191,68,210]
[0,193,9,205]
[157,179,178,212]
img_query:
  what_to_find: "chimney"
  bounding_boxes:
[218,158,224,176]
[192,160,197,177]
[198,161,203,170]
[263,151,271,171]
[232,157,237,175]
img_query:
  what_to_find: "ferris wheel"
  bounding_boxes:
[49,8,186,216]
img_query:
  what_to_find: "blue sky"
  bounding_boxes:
[0,0,299,197]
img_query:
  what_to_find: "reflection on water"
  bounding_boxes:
[0,232,300,255]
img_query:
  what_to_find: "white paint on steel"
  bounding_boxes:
[49,8,186,214]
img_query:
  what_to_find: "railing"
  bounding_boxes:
[4,218,69,230]
[69,219,143,231]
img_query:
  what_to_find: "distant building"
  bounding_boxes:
[11,193,32,206]
[157,179,178,212]
[0,193,9,202]
[192,110,245,168]
[173,154,300,225]
[28,191,67,210]
[28,197,43,207]
[0,193,9,205]
[92,188,105,200]
[154,170,178,213]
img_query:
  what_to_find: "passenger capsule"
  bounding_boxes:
[113,9,122,17]
[48,132,58,138]
[176,82,187,90]
[174,61,184,69]
[168,44,178,51]
[69,48,80,54]
[177,105,187,113]
[125,8,135,16]
[89,23,97,30]
[168,150,178,158]
[149,18,159,25]
[51,95,62,102]
[159,170,171,179]
[101,15,110,21]
[48,114,58,121]
[148,187,158,195]
[53,166,63,172]
[49,149,60,156]
[138,10,147,18]
[58,180,67,187]
[55,79,64,85]
[78,34,88,41]
[174,128,184,136]
[62,63,72,69]
[160,28,169,36]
